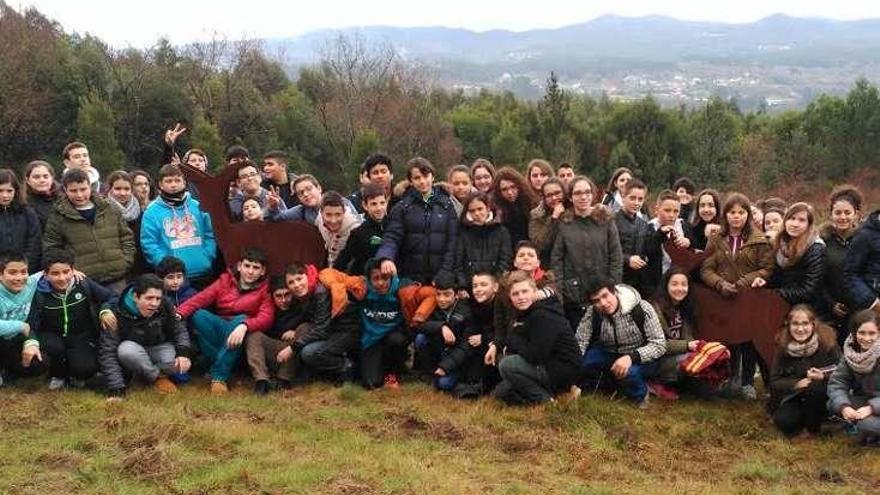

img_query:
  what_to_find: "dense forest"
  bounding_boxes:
[2,2,880,194]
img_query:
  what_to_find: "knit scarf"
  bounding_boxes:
[107,195,141,222]
[843,334,880,374]
[786,331,819,358]
[159,190,187,207]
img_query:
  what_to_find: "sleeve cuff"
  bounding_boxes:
[23,339,39,348]
[630,351,642,365]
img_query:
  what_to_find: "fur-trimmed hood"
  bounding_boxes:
[560,204,613,224]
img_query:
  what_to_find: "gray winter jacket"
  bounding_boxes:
[551,206,623,305]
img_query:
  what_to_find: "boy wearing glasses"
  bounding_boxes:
[229,160,285,221]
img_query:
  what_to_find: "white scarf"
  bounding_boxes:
[107,195,141,222]
[843,334,880,374]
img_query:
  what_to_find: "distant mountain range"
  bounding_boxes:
[266,14,880,109]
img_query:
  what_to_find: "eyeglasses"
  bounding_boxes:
[571,190,592,197]
[544,190,564,199]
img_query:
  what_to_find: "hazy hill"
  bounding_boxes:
[269,14,880,108]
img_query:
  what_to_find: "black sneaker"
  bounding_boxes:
[253,380,270,396]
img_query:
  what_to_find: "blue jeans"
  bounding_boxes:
[581,346,658,401]
[191,310,245,382]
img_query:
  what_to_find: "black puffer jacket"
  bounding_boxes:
[376,186,458,284]
[770,238,826,308]
[505,298,581,393]
[454,213,512,289]
[99,286,192,392]
[844,211,880,310]
[0,204,41,269]
[821,224,855,316]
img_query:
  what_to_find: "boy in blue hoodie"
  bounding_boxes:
[140,164,216,288]
[27,251,118,389]
[0,250,46,384]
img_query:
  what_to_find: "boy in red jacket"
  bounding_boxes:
[177,248,274,394]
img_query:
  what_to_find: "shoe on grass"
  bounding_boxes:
[647,381,680,401]
[210,380,228,395]
[637,394,650,410]
[253,380,270,396]
[741,385,758,400]
[154,376,178,394]
[48,377,67,390]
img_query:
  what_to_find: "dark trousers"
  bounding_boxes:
[360,328,410,389]
[39,332,99,380]
[581,346,658,401]
[300,331,360,377]
[0,334,46,379]
[493,354,553,405]
[773,384,828,436]
[731,342,768,388]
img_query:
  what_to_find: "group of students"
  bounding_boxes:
[0,133,878,446]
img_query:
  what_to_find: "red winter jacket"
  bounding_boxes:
[177,270,274,333]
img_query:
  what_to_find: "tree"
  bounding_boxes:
[537,72,571,162]
[685,97,742,186]
[605,97,686,187]
[190,111,224,172]
[490,119,527,165]
[75,92,126,174]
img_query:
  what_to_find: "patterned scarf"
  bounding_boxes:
[786,331,819,358]
[107,195,141,222]
[843,334,880,374]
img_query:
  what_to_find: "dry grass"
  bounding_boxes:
[1,379,878,495]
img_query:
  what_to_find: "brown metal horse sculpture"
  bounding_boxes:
[181,162,326,276]
[666,241,789,367]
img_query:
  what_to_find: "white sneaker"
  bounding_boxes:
[48,377,67,390]
[741,385,757,400]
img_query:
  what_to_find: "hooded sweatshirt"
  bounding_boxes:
[0,272,42,346]
[140,192,216,279]
[317,207,363,267]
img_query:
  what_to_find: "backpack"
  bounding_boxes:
[589,302,647,347]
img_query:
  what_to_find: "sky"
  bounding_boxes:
[18,0,880,48]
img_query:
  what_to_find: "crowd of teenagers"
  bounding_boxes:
[0,128,879,446]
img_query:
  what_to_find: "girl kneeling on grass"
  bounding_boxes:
[768,305,840,438]
[493,270,581,405]
[648,268,703,400]
[827,310,880,445]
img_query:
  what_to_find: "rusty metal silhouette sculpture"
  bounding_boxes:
[181,162,326,276]
[666,241,789,366]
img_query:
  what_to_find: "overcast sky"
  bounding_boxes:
[20,0,880,47]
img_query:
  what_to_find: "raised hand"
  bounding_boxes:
[164,123,188,145]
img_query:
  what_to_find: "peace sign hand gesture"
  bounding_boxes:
[164,123,188,145]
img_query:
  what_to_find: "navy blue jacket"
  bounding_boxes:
[845,211,880,310]
[0,204,41,269]
[376,186,458,284]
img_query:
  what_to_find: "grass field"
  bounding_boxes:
[1,378,878,495]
